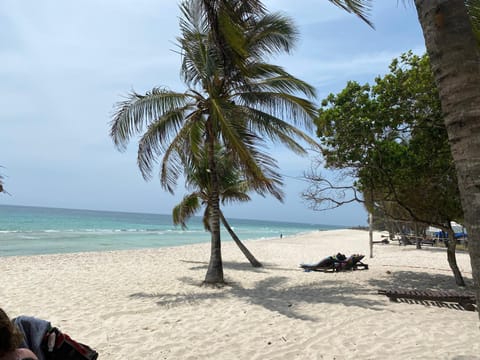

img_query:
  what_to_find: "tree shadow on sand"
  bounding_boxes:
[179,259,301,273]
[130,272,386,321]
[369,270,475,291]
[394,245,469,255]
[369,270,476,312]
[178,259,269,273]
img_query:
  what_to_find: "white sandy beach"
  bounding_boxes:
[1,229,478,360]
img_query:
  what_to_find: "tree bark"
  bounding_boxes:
[204,123,224,285]
[415,0,480,318]
[414,223,422,250]
[387,219,395,241]
[445,226,465,287]
[220,212,263,267]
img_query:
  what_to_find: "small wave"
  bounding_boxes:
[166,229,205,234]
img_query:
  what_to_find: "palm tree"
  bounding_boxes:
[173,145,284,268]
[110,0,318,285]
[328,0,480,318]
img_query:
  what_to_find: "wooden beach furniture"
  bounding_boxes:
[378,289,477,311]
[300,254,368,272]
[336,254,369,271]
[300,256,337,272]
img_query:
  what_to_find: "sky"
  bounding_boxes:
[0,0,426,227]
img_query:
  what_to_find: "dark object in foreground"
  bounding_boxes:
[378,289,477,312]
[300,253,368,272]
[14,316,99,360]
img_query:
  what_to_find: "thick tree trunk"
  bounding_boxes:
[204,126,224,285]
[415,0,480,318]
[445,227,465,287]
[204,209,223,285]
[220,212,263,267]
[388,227,395,241]
[415,223,422,250]
[387,217,397,241]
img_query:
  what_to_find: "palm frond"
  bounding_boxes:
[236,91,318,130]
[172,193,202,228]
[199,0,267,71]
[157,120,202,192]
[208,99,273,185]
[244,106,320,152]
[246,12,299,57]
[221,190,251,204]
[240,149,285,200]
[179,4,217,88]
[135,105,197,181]
[110,89,191,151]
[250,74,317,99]
[328,0,374,28]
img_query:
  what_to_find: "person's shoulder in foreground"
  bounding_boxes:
[0,348,39,360]
[0,308,38,360]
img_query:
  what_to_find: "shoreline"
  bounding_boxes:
[0,228,346,258]
[1,229,478,359]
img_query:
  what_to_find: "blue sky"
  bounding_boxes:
[0,0,425,227]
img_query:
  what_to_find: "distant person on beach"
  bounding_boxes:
[0,308,38,360]
[280,233,283,239]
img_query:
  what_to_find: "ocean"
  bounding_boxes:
[0,205,343,257]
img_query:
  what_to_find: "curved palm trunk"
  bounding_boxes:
[415,0,480,316]
[204,125,224,285]
[220,211,263,267]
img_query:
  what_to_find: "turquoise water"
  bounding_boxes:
[0,205,343,257]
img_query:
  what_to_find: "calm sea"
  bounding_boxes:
[0,205,343,257]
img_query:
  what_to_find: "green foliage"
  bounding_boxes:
[312,51,463,226]
[466,0,480,47]
[173,144,281,229]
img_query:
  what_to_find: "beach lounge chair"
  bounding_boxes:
[378,289,477,311]
[300,255,338,272]
[334,254,368,271]
[300,253,368,272]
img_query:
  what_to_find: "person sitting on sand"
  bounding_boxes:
[0,308,39,360]
[1,308,98,360]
